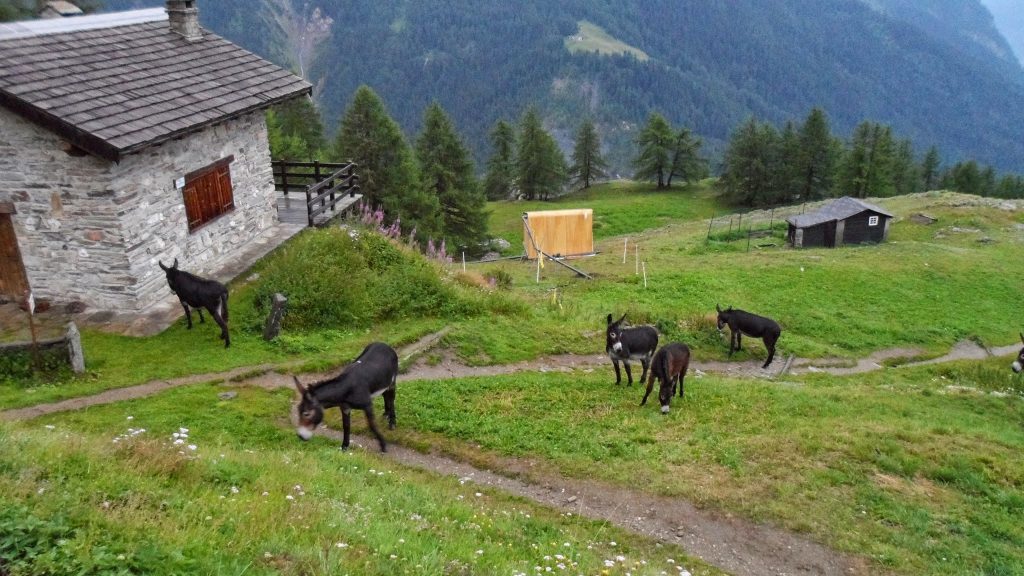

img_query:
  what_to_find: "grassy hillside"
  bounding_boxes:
[564,21,649,61]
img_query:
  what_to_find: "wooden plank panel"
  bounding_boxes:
[0,214,30,301]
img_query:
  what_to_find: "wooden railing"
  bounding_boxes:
[272,160,360,227]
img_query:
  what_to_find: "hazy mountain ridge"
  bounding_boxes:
[98,0,1024,173]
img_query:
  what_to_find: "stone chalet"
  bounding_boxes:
[0,1,311,316]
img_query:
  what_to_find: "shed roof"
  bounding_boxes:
[786,197,894,228]
[41,1,84,17]
[0,8,311,161]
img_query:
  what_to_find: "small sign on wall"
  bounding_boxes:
[174,177,185,190]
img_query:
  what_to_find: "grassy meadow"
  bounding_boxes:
[0,384,720,576]
[564,21,650,61]
[2,182,1024,575]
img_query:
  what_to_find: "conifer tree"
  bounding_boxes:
[333,85,441,239]
[570,118,608,189]
[795,108,837,201]
[920,146,941,191]
[516,108,567,201]
[416,102,488,249]
[666,127,709,188]
[266,97,325,161]
[776,121,803,204]
[483,120,517,200]
[836,121,895,198]
[891,139,919,196]
[633,112,674,188]
[719,117,779,207]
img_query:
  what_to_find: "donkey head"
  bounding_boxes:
[293,377,324,441]
[1013,333,1024,374]
[606,313,627,353]
[715,304,732,332]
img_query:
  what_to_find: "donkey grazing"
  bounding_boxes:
[159,258,230,347]
[293,342,399,452]
[716,304,781,369]
[1012,333,1024,373]
[641,342,691,414]
[606,313,659,385]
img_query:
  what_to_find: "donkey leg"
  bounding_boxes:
[763,336,777,369]
[612,359,622,385]
[383,387,397,430]
[209,307,230,348]
[180,301,193,329]
[341,408,352,450]
[623,361,634,385]
[364,405,387,452]
[639,358,650,383]
[728,331,736,356]
[641,375,656,406]
[197,308,206,324]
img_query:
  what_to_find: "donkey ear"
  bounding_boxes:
[606,313,613,325]
[292,376,306,395]
[716,303,722,313]
[1020,332,1024,345]
[617,313,627,325]
[172,258,179,269]
[158,260,168,271]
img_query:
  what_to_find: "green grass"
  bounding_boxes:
[565,21,650,61]
[487,179,724,251]
[461,191,1024,363]
[1,384,722,576]
[384,357,1024,575]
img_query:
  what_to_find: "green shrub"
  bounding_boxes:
[248,227,491,330]
[484,268,514,289]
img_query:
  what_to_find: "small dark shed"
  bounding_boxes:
[787,197,893,248]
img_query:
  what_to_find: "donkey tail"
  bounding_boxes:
[220,290,229,322]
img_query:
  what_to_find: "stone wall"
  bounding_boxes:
[113,112,278,310]
[0,108,278,311]
[0,108,126,308]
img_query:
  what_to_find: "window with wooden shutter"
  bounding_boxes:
[181,156,235,232]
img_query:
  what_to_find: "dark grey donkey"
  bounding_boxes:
[716,304,781,369]
[159,258,229,347]
[606,313,658,385]
[293,342,399,452]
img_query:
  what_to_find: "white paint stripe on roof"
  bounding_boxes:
[0,8,167,40]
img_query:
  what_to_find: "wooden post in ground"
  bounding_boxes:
[24,290,39,371]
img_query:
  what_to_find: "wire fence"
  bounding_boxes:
[704,203,815,250]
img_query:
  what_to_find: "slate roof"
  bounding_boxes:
[0,9,311,161]
[786,196,894,228]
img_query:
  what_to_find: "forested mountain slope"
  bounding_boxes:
[981,0,1024,63]
[99,0,1024,173]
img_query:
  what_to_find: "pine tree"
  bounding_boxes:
[516,108,567,201]
[633,112,674,188]
[569,118,608,189]
[776,121,803,204]
[332,86,441,239]
[666,127,709,188]
[795,108,837,201]
[979,165,996,197]
[920,146,941,191]
[266,97,325,161]
[416,102,488,249]
[483,120,517,200]
[891,139,920,196]
[836,121,895,198]
[719,117,779,207]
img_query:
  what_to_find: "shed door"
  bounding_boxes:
[0,213,29,302]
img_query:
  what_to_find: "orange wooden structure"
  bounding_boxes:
[523,209,594,259]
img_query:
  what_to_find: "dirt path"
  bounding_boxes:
[3,333,1017,574]
[312,427,868,576]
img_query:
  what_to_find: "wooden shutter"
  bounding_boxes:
[181,156,235,232]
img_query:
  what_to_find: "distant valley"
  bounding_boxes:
[100,0,1024,174]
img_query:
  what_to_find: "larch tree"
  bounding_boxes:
[795,107,837,201]
[569,118,608,189]
[666,127,709,188]
[920,146,941,191]
[416,102,488,250]
[719,117,779,207]
[483,120,517,200]
[632,112,674,188]
[332,85,441,239]
[516,107,567,201]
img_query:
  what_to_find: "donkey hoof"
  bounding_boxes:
[660,406,670,414]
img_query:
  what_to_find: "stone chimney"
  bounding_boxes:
[166,0,201,42]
